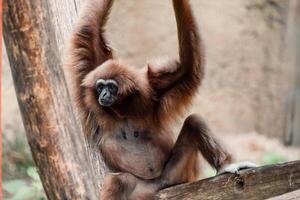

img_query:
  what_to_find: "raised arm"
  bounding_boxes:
[70,0,114,76]
[173,0,204,77]
[66,0,114,136]
[148,0,204,116]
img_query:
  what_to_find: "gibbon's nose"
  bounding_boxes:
[102,90,109,98]
[99,88,114,106]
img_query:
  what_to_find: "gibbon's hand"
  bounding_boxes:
[217,161,258,175]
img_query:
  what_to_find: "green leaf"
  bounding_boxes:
[262,152,286,165]
[203,167,216,178]
[3,180,27,194]
[32,181,44,191]
[27,167,40,181]
[10,185,36,200]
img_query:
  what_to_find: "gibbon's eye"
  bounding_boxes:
[107,83,118,94]
[96,79,105,93]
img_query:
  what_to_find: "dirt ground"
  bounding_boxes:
[3,0,300,172]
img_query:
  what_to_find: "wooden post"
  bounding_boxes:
[3,0,106,199]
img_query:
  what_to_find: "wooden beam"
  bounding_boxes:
[3,1,103,199]
[156,161,300,200]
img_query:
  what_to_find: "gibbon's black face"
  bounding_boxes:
[96,79,119,107]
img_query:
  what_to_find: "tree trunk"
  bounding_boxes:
[3,0,106,199]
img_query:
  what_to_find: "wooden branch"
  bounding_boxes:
[3,1,105,199]
[156,161,300,200]
[268,189,300,200]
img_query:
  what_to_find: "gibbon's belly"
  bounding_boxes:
[101,126,172,179]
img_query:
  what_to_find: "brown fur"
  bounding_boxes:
[66,0,232,199]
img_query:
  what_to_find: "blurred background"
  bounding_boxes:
[3,0,300,199]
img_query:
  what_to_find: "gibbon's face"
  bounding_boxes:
[96,79,119,107]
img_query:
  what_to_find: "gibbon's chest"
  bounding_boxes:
[100,121,173,179]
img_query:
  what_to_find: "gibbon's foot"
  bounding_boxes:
[100,173,125,200]
[217,161,258,175]
[100,172,159,200]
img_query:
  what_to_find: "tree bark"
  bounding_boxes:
[156,161,300,200]
[3,0,106,199]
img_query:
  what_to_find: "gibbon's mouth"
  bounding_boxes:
[98,97,115,107]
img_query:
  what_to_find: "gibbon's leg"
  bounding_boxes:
[100,172,135,200]
[161,114,231,185]
[161,114,257,186]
